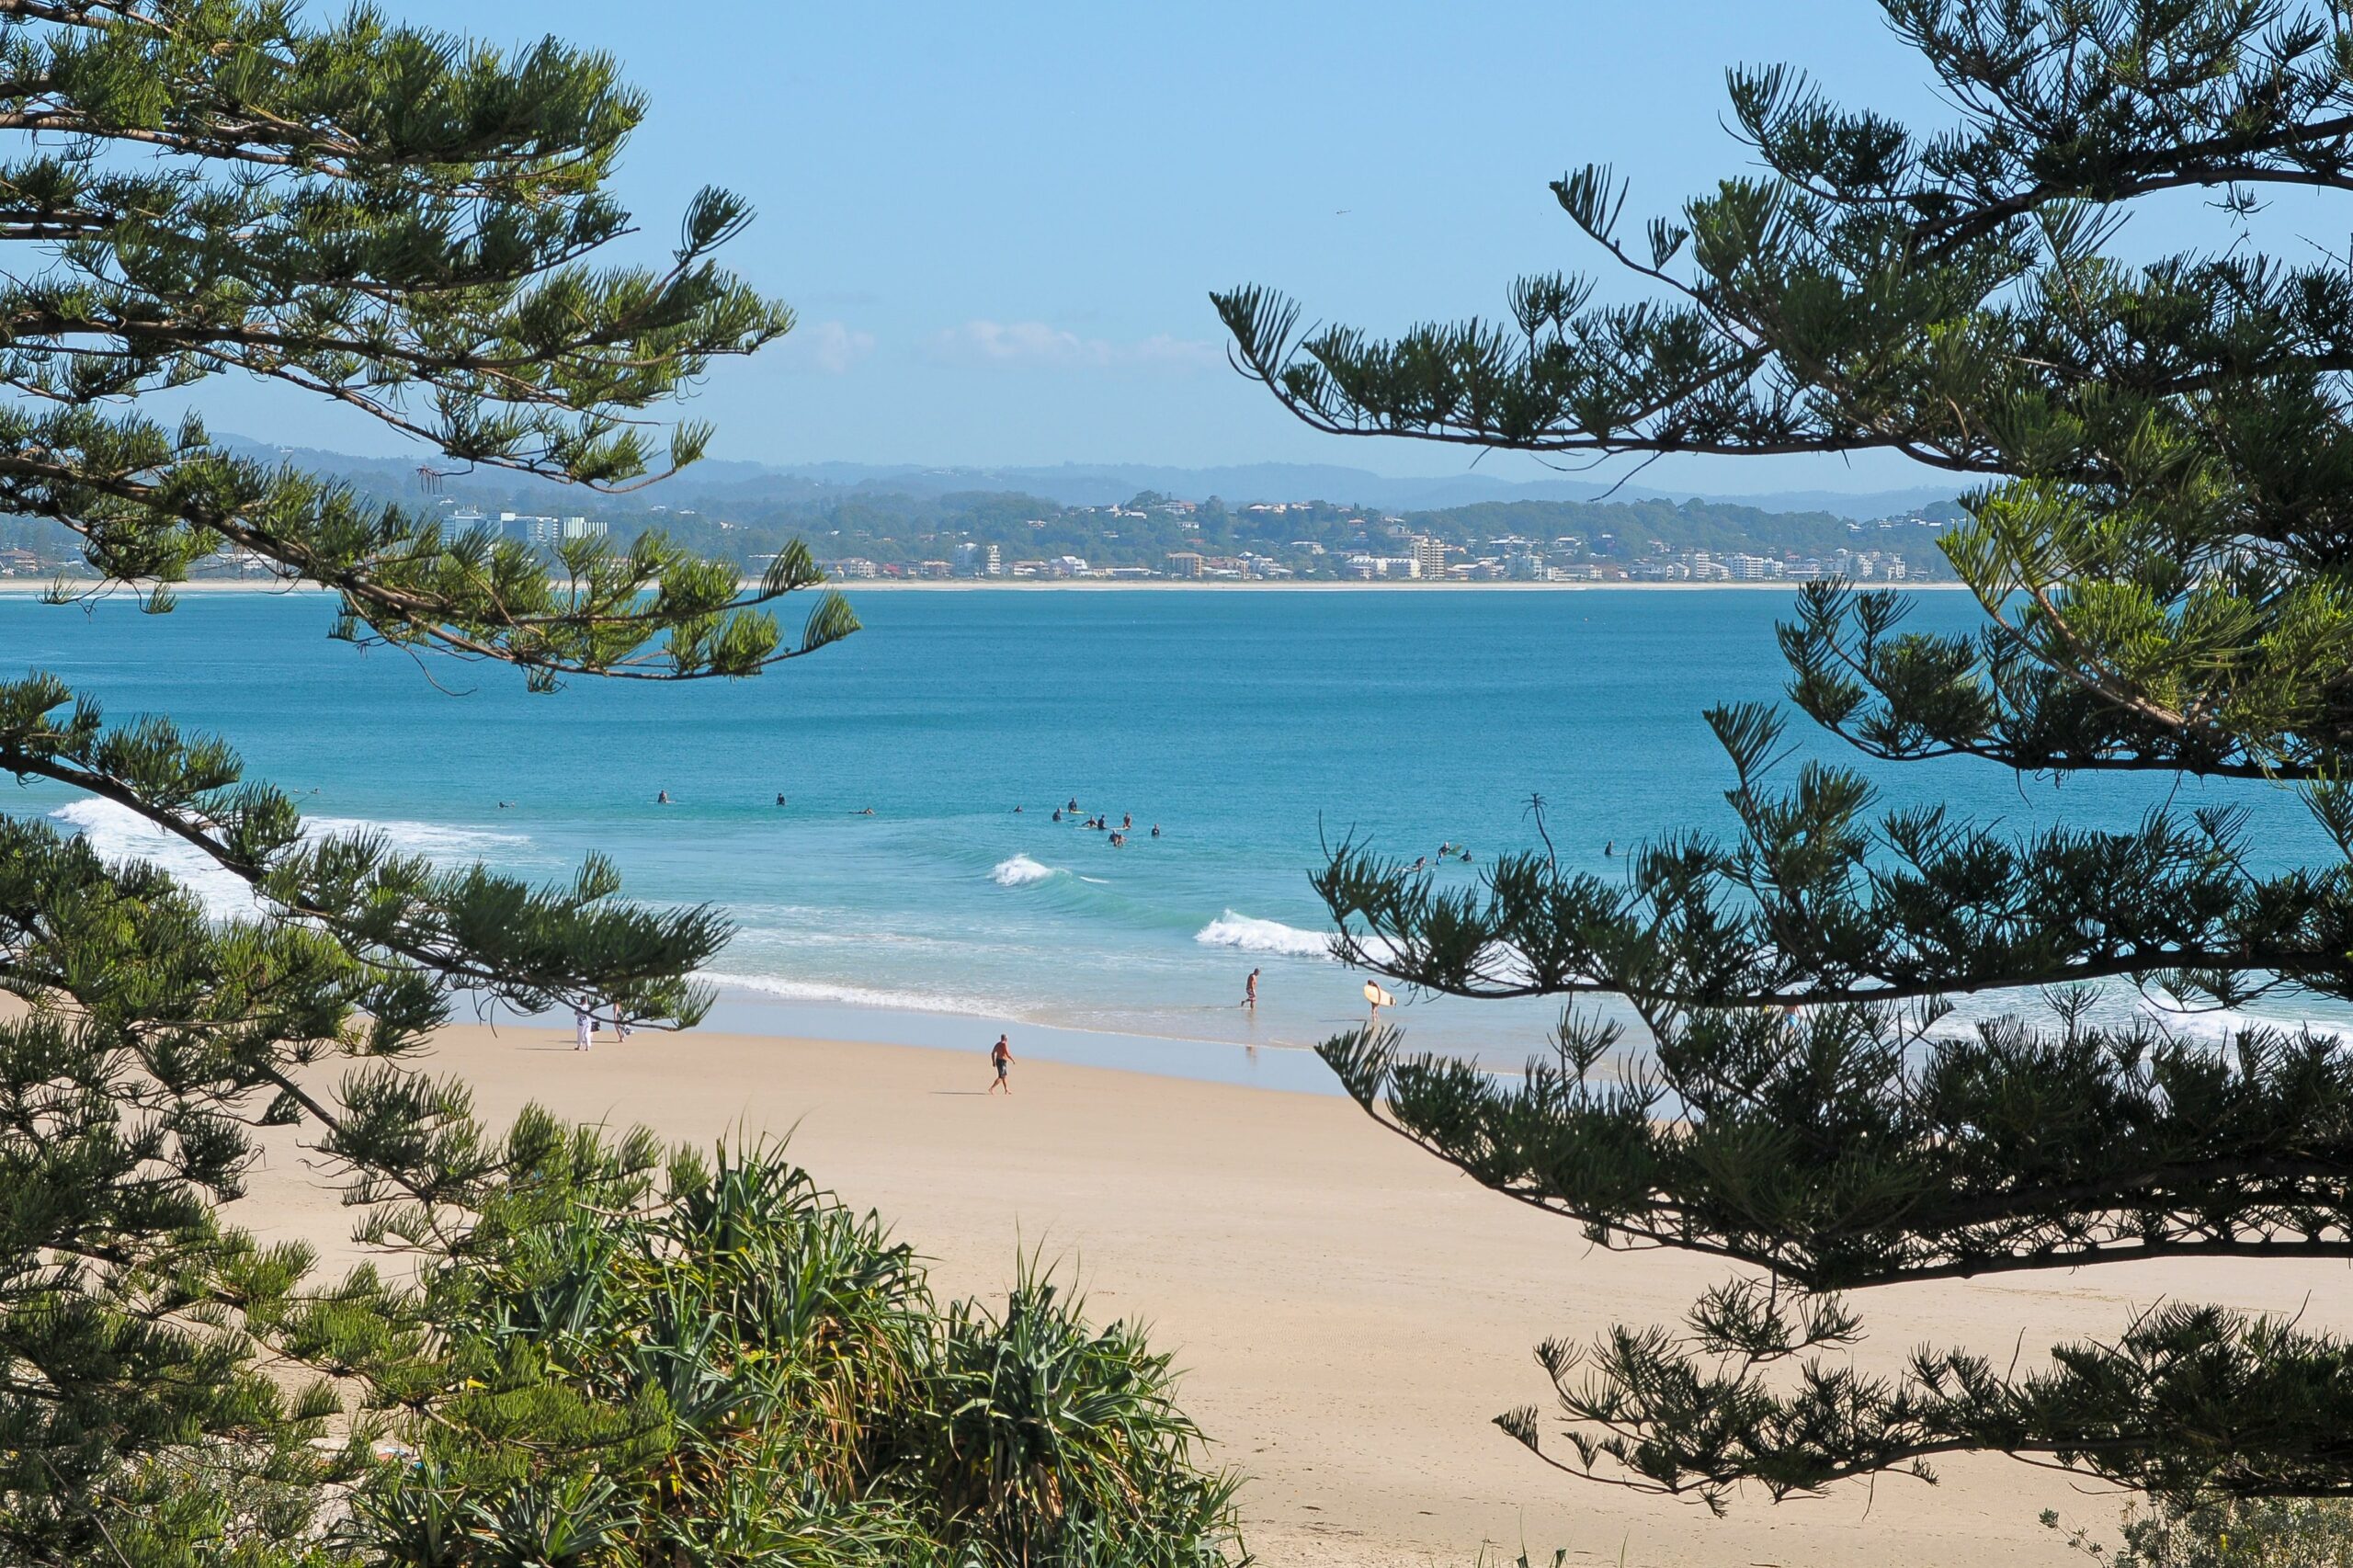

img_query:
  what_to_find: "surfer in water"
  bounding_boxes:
[1243,968,1259,1010]
[776,792,787,806]
[1121,812,1132,831]
[988,1033,1016,1095]
[656,790,671,805]
[1151,824,1161,838]
[1052,808,1063,822]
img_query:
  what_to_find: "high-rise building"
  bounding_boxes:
[1165,551,1205,579]
[1413,537,1449,581]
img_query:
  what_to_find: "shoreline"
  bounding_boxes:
[698,984,1359,1096]
[0,576,1971,595]
[800,578,1971,592]
[245,1018,2353,1568]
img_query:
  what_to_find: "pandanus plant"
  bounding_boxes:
[344,1127,1246,1568]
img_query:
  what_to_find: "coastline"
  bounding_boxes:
[698,983,1359,1095]
[804,577,1971,592]
[0,576,1972,595]
[245,1017,2353,1568]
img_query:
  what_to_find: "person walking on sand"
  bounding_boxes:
[988,1033,1016,1095]
[1243,967,1259,1010]
[574,1006,593,1052]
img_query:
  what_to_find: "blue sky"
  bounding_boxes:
[187,5,2242,492]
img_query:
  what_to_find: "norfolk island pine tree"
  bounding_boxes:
[0,6,1244,1565]
[1217,0,2353,1520]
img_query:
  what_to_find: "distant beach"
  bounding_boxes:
[812,576,1973,591]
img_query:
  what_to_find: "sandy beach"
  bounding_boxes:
[234,1021,2353,1568]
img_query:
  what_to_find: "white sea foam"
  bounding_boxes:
[701,970,1006,1017]
[48,798,256,917]
[1906,986,2353,1046]
[48,800,540,920]
[309,816,531,858]
[990,854,1060,887]
[1193,910,1339,960]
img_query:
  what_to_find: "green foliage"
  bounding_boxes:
[0,0,854,683]
[340,1130,1245,1568]
[1222,0,2353,1517]
[0,2,881,1562]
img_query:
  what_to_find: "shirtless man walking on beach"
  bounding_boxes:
[988,1033,1016,1095]
[1243,968,1259,1011]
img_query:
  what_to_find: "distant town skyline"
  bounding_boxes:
[167,3,2337,495]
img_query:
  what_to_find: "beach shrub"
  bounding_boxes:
[341,1122,1245,1568]
[2046,1499,2353,1568]
[1220,0,2353,1517]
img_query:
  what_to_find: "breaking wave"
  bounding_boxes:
[47,798,255,916]
[309,815,531,858]
[47,799,539,919]
[989,854,1060,887]
[1192,911,1337,960]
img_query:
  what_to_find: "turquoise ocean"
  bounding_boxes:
[6,586,2340,1090]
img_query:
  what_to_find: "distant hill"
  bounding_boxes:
[0,438,1956,583]
[735,460,1954,520]
[210,437,1953,520]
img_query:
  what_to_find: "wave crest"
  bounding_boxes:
[48,800,539,919]
[48,798,255,916]
[990,854,1060,887]
[1192,910,1337,960]
[309,816,531,857]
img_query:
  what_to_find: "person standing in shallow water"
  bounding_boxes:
[1243,968,1259,1011]
[988,1033,1016,1095]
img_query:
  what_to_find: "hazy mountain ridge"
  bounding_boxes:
[209,437,1953,519]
